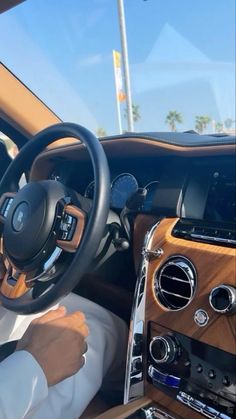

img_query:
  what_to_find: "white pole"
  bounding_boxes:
[117,0,134,132]
[113,50,123,134]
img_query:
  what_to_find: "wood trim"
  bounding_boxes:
[145,218,236,354]
[96,397,152,419]
[95,397,184,419]
[0,259,28,298]
[57,205,86,253]
[143,218,236,416]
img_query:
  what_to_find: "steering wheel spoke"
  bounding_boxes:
[0,192,16,224]
[0,258,29,299]
[57,205,86,253]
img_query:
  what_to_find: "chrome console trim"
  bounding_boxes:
[209,285,236,314]
[149,336,172,364]
[141,406,176,419]
[124,221,162,404]
[177,391,231,419]
[154,256,197,311]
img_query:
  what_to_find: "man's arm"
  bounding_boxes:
[0,307,89,419]
[0,350,48,419]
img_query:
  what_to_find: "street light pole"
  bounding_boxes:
[117,0,134,132]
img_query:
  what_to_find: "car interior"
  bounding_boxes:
[0,1,235,419]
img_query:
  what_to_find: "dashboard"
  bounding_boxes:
[30,132,236,419]
[45,153,236,232]
[48,155,170,212]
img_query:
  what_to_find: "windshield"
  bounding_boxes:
[1,0,235,136]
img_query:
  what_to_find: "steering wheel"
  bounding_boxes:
[0,123,110,314]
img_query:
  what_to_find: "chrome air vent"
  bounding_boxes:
[154,256,196,310]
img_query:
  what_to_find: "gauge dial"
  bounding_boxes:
[110,173,138,209]
[143,181,159,211]
[84,181,95,199]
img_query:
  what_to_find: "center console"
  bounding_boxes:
[148,323,236,418]
[124,214,236,419]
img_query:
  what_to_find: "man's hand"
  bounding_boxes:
[17,307,89,387]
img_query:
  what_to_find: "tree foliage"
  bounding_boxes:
[124,104,141,123]
[195,115,211,134]
[96,127,107,137]
[165,110,183,132]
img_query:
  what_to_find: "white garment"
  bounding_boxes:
[0,293,128,419]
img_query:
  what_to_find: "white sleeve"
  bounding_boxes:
[0,350,48,419]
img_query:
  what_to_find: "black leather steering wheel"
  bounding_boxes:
[0,123,110,314]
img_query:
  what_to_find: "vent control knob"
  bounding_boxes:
[209,285,236,314]
[149,335,178,365]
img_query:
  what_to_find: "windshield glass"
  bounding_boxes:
[1,0,235,136]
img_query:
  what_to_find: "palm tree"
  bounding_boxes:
[124,104,141,123]
[165,110,183,132]
[195,115,211,134]
[96,127,107,137]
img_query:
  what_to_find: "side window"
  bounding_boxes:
[0,132,19,159]
[0,132,27,188]
[0,132,20,182]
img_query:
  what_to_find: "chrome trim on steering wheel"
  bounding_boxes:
[25,246,62,284]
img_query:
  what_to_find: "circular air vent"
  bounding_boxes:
[154,256,197,311]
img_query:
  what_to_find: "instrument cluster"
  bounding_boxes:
[84,172,160,211]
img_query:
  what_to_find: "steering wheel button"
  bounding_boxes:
[60,222,71,232]
[67,218,77,240]
[59,215,77,241]
[65,214,73,224]
[208,369,216,379]
[1,198,13,217]
[222,376,231,387]
[61,232,68,240]
[60,214,74,233]
[196,364,203,373]
[1,201,8,216]
[5,203,13,217]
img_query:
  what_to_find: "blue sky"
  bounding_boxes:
[0,0,235,134]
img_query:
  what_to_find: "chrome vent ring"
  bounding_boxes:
[154,256,197,311]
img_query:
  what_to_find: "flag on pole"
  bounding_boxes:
[113,50,126,102]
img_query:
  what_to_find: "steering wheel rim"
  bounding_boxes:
[0,122,110,314]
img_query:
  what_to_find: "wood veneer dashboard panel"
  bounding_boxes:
[145,218,236,354]
[144,217,236,417]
